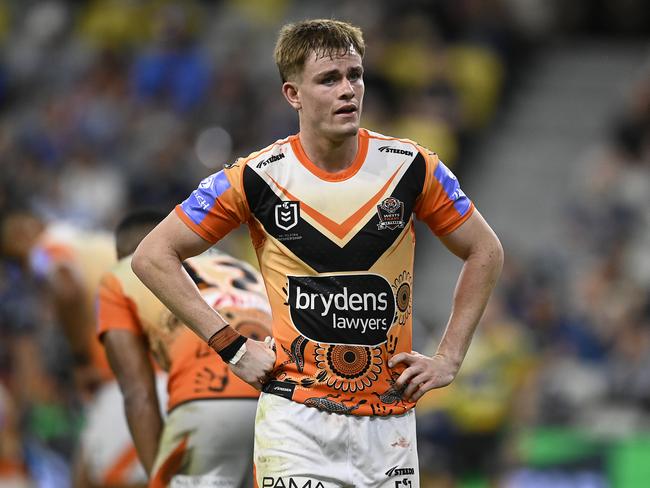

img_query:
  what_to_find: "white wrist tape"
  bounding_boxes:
[228,341,247,365]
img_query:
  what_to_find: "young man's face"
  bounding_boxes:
[290,49,364,141]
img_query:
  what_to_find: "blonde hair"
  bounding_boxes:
[274,19,365,83]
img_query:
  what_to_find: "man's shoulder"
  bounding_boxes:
[363,129,427,157]
[363,128,418,147]
[224,135,294,172]
[364,128,441,167]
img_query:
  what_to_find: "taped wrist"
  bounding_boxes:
[208,326,247,362]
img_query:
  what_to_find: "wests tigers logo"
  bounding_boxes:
[377,197,405,231]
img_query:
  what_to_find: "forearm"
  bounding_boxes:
[436,239,503,367]
[102,329,165,476]
[132,245,227,341]
[50,268,94,361]
[123,393,163,474]
[130,213,276,389]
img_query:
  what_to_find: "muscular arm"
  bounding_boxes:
[391,211,504,401]
[132,211,275,388]
[131,212,223,341]
[102,330,162,474]
[436,210,504,365]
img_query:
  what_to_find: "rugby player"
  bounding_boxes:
[0,208,150,487]
[132,19,503,487]
[97,210,271,487]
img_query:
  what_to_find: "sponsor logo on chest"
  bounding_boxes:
[287,274,396,346]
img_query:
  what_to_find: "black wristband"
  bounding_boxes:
[217,334,248,362]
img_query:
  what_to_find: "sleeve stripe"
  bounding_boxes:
[174,206,221,243]
[180,170,231,225]
[433,161,472,216]
[434,204,475,236]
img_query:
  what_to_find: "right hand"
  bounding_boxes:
[229,338,276,390]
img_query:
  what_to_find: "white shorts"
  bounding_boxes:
[151,398,258,488]
[80,374,167,485]
[254,393,419,488]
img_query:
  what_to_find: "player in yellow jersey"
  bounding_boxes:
[132,19,503,487]
[97,210,271,487]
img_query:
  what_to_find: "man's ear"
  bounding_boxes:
[282,81,301,111]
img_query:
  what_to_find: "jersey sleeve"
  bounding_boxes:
[414,150,475,236]
[96,272,144,338]
[175,163,250,243]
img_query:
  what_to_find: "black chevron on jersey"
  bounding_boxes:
[243,153,426,272]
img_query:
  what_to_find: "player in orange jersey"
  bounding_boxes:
[132,19,503,487]
[0,208,152,487]
[0,208,116,396]
[97,210,271,487]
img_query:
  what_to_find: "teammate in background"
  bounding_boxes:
[0,208,150,487]
[133,19,503,487]
[0,208,116,397]
[97,210,271,487]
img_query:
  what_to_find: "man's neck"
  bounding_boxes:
[298,130,359,173]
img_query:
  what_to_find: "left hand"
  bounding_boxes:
[388,351,460,402]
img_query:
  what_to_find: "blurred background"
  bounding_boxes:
[0,0,648,487]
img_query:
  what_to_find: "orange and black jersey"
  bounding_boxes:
[97,252,272,411]
[30,225,117,381]
[177,128,474,416]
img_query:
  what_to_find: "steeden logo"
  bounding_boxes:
[385,466,416,477]
[257,152,285,169]
[378,145,414,157]
[275,201,299,231]
[385,465,415,487]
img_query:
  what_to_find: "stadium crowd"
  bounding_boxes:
[0,1,648,486]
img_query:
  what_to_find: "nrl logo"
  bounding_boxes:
[275,201,299,231]
[198,174,215,189]
[376,197,405,231]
